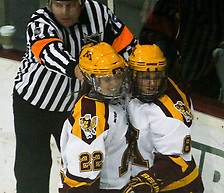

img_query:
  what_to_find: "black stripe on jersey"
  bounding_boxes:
[69,27,80,57]
[41,50,62,74]
[27,25,35,44]
[43,41,77,76]
[43,24,50,38]
[51,78,70,111]
[63,28,72,51]
[98,3,106,28]
[154,99,173,118]
[19,65,39,99]
[54,78,69,108]
[81,97,97,144]
[14,59,29,86]
[85,24,94,43]
[64,79,77,111]
[68,111,75,126]
[29,21,43,44]
[55,92,70,112]
[104,103,109,131]
[79,6,91,26]
[88,1,100,33]
[26,68,48,104]
[44,76,66,110]
[55,81,72,112]
[34,74,58,108]
[29,14,42,24]
[38,73,57,102]
[77,24,84,48]
[109,11,125,38]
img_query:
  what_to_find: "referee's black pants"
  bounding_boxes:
[13,90,71,193]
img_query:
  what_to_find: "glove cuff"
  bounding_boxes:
[137,172,159,193]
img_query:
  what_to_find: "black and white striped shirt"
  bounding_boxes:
[14,0,137,112]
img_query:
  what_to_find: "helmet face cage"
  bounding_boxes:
[131,69,166,102]
[128,44,167,102]
[91,67,126,103]
[79,42,127,103]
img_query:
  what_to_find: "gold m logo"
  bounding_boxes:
[83,50,92,61]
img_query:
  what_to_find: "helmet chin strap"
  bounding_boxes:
[132,76,167,103]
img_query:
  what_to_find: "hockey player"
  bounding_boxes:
[123,44,204,193]
[12,0,137,192]
[59,42,131,192]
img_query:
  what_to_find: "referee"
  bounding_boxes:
[12,0,137,192]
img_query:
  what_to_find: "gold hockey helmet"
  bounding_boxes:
[128,44,167,102]
[128,44,166,72]
[79,42,127,102]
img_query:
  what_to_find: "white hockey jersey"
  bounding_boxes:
[59,95,130,192]
[127,78,204,192]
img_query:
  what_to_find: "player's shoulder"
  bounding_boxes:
[86,0,107,9]
[154,78,193,127]
[72,95,109,119]
[31,7,49,20]
[67,95,109,144]
[28,7,56,28]
[156,78,191,108]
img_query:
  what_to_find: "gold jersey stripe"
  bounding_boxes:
[168,78,194,122]
[71,96,83,138]
[64,174,100,188]
[159,95,184,122]
[169,156,188,172]
[168,78,190,111]
[161,167,199,191]
[64,176,88,188]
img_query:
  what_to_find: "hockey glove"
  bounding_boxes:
[123,177,155,193]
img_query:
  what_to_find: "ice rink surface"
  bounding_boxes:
[0,58,61,193]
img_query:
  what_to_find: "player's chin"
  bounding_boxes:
[144,89,157,95]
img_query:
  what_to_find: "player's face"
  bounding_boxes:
[52,0,82,27]
[94,72,123,97]
[136,71,162,95]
